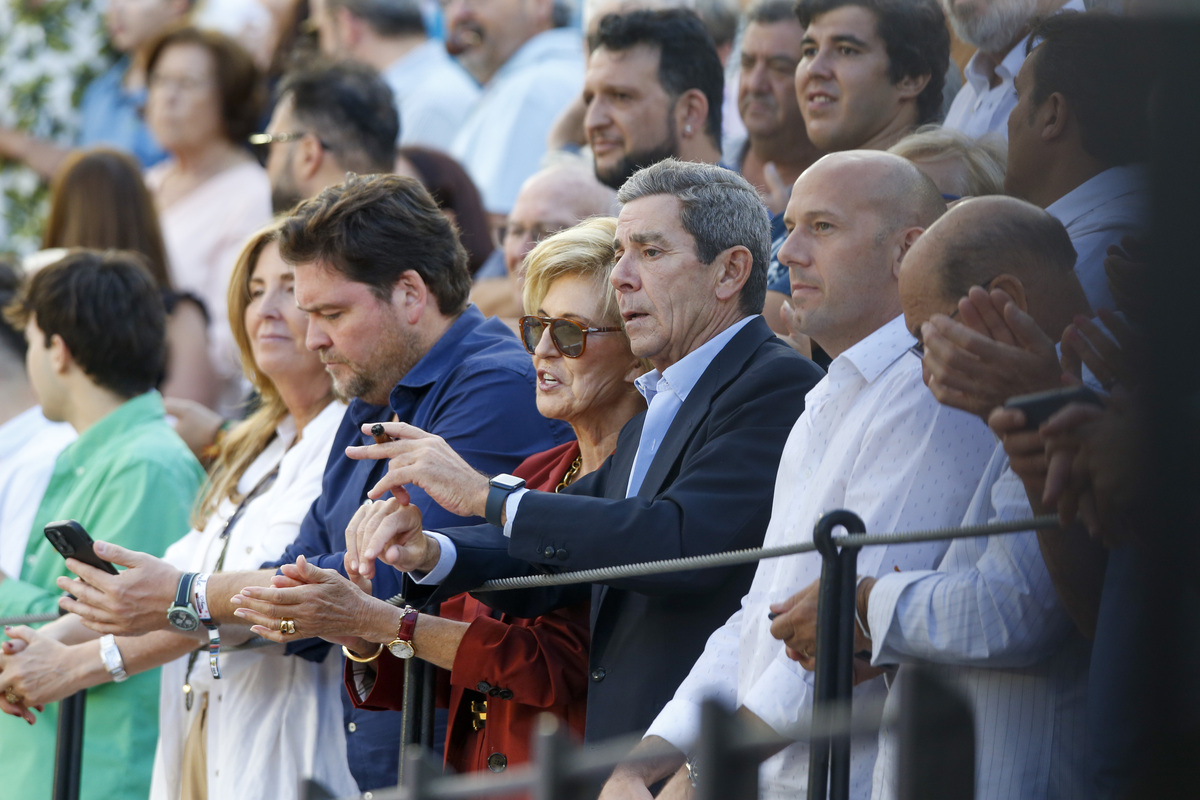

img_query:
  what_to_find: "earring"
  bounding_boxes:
[684,124,693,135]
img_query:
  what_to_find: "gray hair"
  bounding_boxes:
[617,158,769,314]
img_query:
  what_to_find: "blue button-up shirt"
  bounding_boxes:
[77,58,168,169]
[272,305,571,790]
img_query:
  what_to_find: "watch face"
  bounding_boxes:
[388,640,416,659]
[491,474,525,491]
[168,608,200,632]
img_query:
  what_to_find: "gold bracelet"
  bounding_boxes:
[341,642,385,663]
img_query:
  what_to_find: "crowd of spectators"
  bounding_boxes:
[0,0,1195,799]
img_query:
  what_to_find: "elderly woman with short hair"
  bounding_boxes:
[233,216,649,775]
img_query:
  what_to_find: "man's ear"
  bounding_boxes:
[393,270,432,325]
[295,135,325,182]
[714,245,754,302]
[48,333,72,375]
[990,274,1028,313]
[891,228,924,279]
[895,71,931,101]
[1036,92,1069,143]
[674,89,710,140]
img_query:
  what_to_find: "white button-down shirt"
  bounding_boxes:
[0,406,75,578]
[645,315,995,798]
[943,0,1086,139]
[1047,164,1149,313]
[449,28,583,214]
[868,444,1091,799]
[383,39,480,148]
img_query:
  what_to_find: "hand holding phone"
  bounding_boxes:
[44,520,118,576]
[1003,385,1103,430]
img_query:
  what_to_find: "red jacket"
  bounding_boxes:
[347,441,590,775]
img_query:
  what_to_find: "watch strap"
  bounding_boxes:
[485,476,524,527]
[396,606,418,642]
[174,572,199,610]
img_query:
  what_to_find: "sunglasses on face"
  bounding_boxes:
[519,315,622,358]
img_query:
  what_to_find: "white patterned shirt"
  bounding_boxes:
[645,315,995,798]
[868,444,1091,799]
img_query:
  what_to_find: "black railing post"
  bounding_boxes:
[52,690,85,800]
[807,510,866,800]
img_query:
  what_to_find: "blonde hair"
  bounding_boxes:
[522,216,622,323]
[889,125,1007,198]
[191,219,332,527]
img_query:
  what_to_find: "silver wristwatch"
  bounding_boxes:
[99,634,128,683]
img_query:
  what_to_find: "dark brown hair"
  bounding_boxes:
[43,148,173,290]
[398,146,494,277]
[795,0,949,125]
[278,174,470,315]
[4,250,167,398]
[146,24,265,144]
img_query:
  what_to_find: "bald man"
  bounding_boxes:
[606,151,995,800]
[791,195,1092,799]
[472,162,617,318]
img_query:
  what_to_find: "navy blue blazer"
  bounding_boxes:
[427,316,825,742]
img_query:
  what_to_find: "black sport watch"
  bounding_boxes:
[167,572,200,632]
[485,474,526,527]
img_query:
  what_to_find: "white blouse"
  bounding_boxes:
[150,400,358,800]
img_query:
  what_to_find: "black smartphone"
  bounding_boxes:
[1003,385,1103,430]
[43,520,118,575]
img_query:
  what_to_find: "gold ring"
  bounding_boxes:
[4,688,20,705]
[280,618,297,635]
[800,648,811,659]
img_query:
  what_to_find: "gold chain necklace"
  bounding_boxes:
[554,454,583,493]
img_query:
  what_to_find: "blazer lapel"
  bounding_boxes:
[634,318,774,500]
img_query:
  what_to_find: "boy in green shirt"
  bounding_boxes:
[0,251,203,799]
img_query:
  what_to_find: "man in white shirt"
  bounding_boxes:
[773,195,1094,799]
[941,0,1085,138]
[0,264,75,578]
[602,150,995,799]
[1004,12,1153,312]
[309,0,480,148]
[447,0,584,219]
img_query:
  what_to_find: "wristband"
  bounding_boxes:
[194,574,222,679]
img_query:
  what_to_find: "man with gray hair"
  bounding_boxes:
[339,157,825,744]
[607,151,995,798]
[942,0,1085,138]
[308,0,480,147]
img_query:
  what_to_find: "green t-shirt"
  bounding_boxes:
[0,391,204,800]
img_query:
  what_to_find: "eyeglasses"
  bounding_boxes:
[519,315,622,358]
[908,275,1000,359]
[248,132,331,150]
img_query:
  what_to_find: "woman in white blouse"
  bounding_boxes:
[0,221,358,800]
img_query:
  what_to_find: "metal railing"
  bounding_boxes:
[19,509,1054,800]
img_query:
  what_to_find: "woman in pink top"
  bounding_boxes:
[144,25,272,410]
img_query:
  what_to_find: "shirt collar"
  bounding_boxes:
[60,391,165,463]
[963,0,1087,89]
[392,305,486,394]
[634,315,757,403]
[1045,164,1149,228]
[831,315,915,385]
